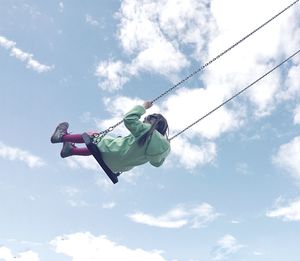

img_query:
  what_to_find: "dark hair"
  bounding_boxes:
[138,113,169,147]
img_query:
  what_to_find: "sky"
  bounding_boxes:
[0,0,300,260]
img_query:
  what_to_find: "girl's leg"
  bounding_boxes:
[60,142,91,158]
[71,147,91,156]
[62,134,85,143]
[62,132,98,143]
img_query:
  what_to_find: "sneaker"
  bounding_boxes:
[60,142,75,158]
[51,122,69,143]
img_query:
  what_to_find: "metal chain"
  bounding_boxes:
[151,0,299,104]
[169,49,300,140]
[93,0,299,142]
[92,120,124,144]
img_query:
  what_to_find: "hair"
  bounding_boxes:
[138,113,169,147]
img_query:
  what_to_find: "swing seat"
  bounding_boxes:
[82,132,119,184]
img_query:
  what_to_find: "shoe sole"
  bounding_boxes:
[60,142,73,158]
[51,122,69,143]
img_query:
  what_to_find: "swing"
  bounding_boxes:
[82,132,120,184]
[86,0,299,184]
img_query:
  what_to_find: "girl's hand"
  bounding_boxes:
[143,101,153,109]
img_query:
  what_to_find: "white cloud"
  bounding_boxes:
[102,202,116,209]
[94,0,300,170]
[211,234,244,260]
[170,137,217,169]
[266,197,300,221]
[0,36,16,49]
[66,155,100,171]
[279,63,300,101]
[61,186,89,207]
[0,35,53,73]
[97,0,217,90]
[67,199,89,208]
[162,87,244,140]
[59,2,64,13]
[208,0,300,117]
[235,162,250,176]
[273,136,300,182]
[294,105,300,124]
[50,232,167,261]
[128,203,220,228]
[26,59,53,73]
[96,0,300,114]
[0,247,39,261]
[0,142,45,168]
[63,186,80,197]
[95,60,130,91]
[86,14,101,27]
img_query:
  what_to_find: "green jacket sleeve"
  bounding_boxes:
[150,158,166,167]
[123,105,148,137]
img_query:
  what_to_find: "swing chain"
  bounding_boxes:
[92,120,124,144]
[169,48,300,140]
[93,0,299,141]
[152,0,299,104]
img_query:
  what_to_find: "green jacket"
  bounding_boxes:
[96,105,170,173]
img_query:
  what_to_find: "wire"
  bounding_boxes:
[169,48,300,140]
[95,0,299,140]
[151,0,299,103]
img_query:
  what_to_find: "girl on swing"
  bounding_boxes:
[50,101,170,173]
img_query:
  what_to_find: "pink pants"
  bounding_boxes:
[62,134,91,156]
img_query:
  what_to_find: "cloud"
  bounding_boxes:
[61,186,89,207]
[102,202,116,209]
[204,0,298,117]
[266,197,300,221]
[95,60,130,91]
[0,142,45,168]
[0,35,54,73]
[50,232,167,261]
[273,136,300,182]
[235,162,250,176]
[0,36,16,49]
[93,0,300,171]
[162,87,244,140]
[66,155,100,171]
[128,203,220,228]
[96,0,218,90]
[0,247,39,261]
[253,251,263,256]
[86,14,101,27]
[211,234,244,260]
[294,105,300,124]
[95,0,300,116]
[170,137,217,169]
[59,2,64,13]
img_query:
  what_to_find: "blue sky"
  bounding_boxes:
[1,0,300,260]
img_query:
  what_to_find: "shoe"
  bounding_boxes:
[51,122,69,143]
[60,142,75,158]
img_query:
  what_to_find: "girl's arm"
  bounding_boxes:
[123,102,152,137]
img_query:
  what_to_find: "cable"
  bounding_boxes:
[169,49,300,140]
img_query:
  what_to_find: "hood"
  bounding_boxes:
[145,130,170,159]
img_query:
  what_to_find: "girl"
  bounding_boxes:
[51,101,170,173]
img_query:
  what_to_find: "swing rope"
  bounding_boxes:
[169,48,300,140]
[92,0,299,144]
[151,0,299,104]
